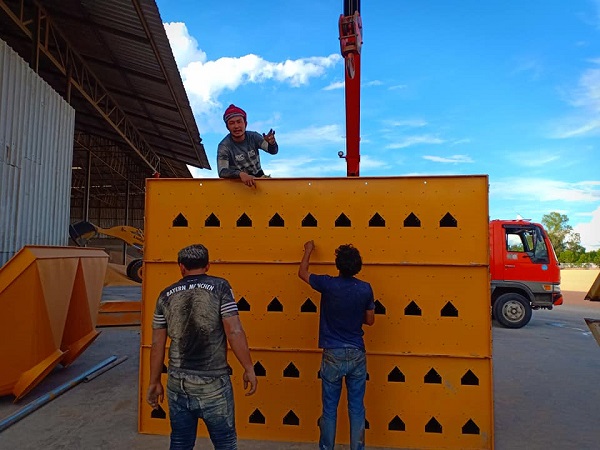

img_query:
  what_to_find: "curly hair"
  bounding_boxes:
[335,244,362,277]
[177,244,209,270]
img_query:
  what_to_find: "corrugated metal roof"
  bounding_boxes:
[0,0,209,178]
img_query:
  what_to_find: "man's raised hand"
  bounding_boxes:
[263,129,276,145]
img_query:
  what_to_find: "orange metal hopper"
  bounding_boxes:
[0,246,108,401]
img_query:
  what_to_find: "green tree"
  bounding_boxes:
[590,250,600,266]
[541,212,578,255]
[559,250,576,263]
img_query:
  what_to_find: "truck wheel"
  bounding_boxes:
[493,293,532,328]
[126,259,143,283]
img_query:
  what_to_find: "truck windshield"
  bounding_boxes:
[505,226,549,264]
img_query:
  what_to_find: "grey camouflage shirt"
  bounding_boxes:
[152,274,238,378]
[217,131,278,178]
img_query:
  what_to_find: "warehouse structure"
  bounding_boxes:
[0,0,209,265]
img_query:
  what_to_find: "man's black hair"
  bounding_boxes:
[335,244,362,277]
[177,244,209,270]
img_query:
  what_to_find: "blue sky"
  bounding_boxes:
[156,0,600,250]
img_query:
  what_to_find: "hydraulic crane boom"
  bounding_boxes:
[339,0,362,176]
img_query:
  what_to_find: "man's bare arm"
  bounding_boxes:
[147,328,167,409]
[223,315,257,395]
[298,240,315,283]
[364,309,375,326]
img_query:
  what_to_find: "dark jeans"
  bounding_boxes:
[319,348,367,450]
[167,375,236,450]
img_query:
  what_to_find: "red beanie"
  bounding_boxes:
[223,104,247,123]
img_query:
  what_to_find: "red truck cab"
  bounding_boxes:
[489,220,563,328]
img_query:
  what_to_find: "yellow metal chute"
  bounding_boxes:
[0,246,108,401]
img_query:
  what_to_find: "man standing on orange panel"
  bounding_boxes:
[147,244,257,450]
[298,240,375,450]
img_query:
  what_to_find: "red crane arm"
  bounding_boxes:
[338,0,362,176]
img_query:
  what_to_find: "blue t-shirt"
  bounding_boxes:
[309,274,375,350]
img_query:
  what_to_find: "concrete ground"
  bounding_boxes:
[1,270,599,449]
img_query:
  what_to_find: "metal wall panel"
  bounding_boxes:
[0,39,76,267]
[139,176,493,449]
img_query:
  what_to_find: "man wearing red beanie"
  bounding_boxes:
[217,104,278,187]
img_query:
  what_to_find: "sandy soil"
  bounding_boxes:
[103,263,139,287]
[560,268,599,306]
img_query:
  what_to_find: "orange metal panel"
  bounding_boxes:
[140,176,493,449]
[0,246,108,400]
[139,347,492,449]
[144,177,489,266]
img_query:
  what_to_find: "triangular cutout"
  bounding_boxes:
[424,368,442,384]
[404,301,422,316]
[237,213,252,227]
[205,213,220,227]
[439,212,457,228]
[173,213,188,227]
[425,417,442,433]
[404,212,421,227]
[151,404,167,419]
[237,297,251,311]
[283,362,300,378]
[301,213,318,227]
[335,213,351,227]
[388,415,405,431]
[254,361,266,376]
[441,301,458,317]
[462,419,480,435]
[283,410,300,426]
[461,370,479,386]
[269,213,285,227]
[388,367,405,382]
[374,300,386,315]
[301,298,317,313]
[267,297,283,312]
[368,213,385,227]
[249,409,266,424]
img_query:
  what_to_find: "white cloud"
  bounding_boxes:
[511,57,543,80]
[389,84,408,90]
[279,124,345,146]
[450,138,471,146]
[574,206,600,250]
[385,135,445,149]
[359,154,388,170]
[388,119,428,128]
[164,22,207,67]
[423,154,473,163]
[266,156,345,178]
[506,151,560,167]
[553,61,600,138]
[164,22,341,117]
[323,81,345,91]
[490,178,600,203]
[323,79,382,91]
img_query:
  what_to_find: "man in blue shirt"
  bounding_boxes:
[298,240,375,450]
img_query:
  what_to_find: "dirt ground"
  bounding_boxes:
[1,268,599,449]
